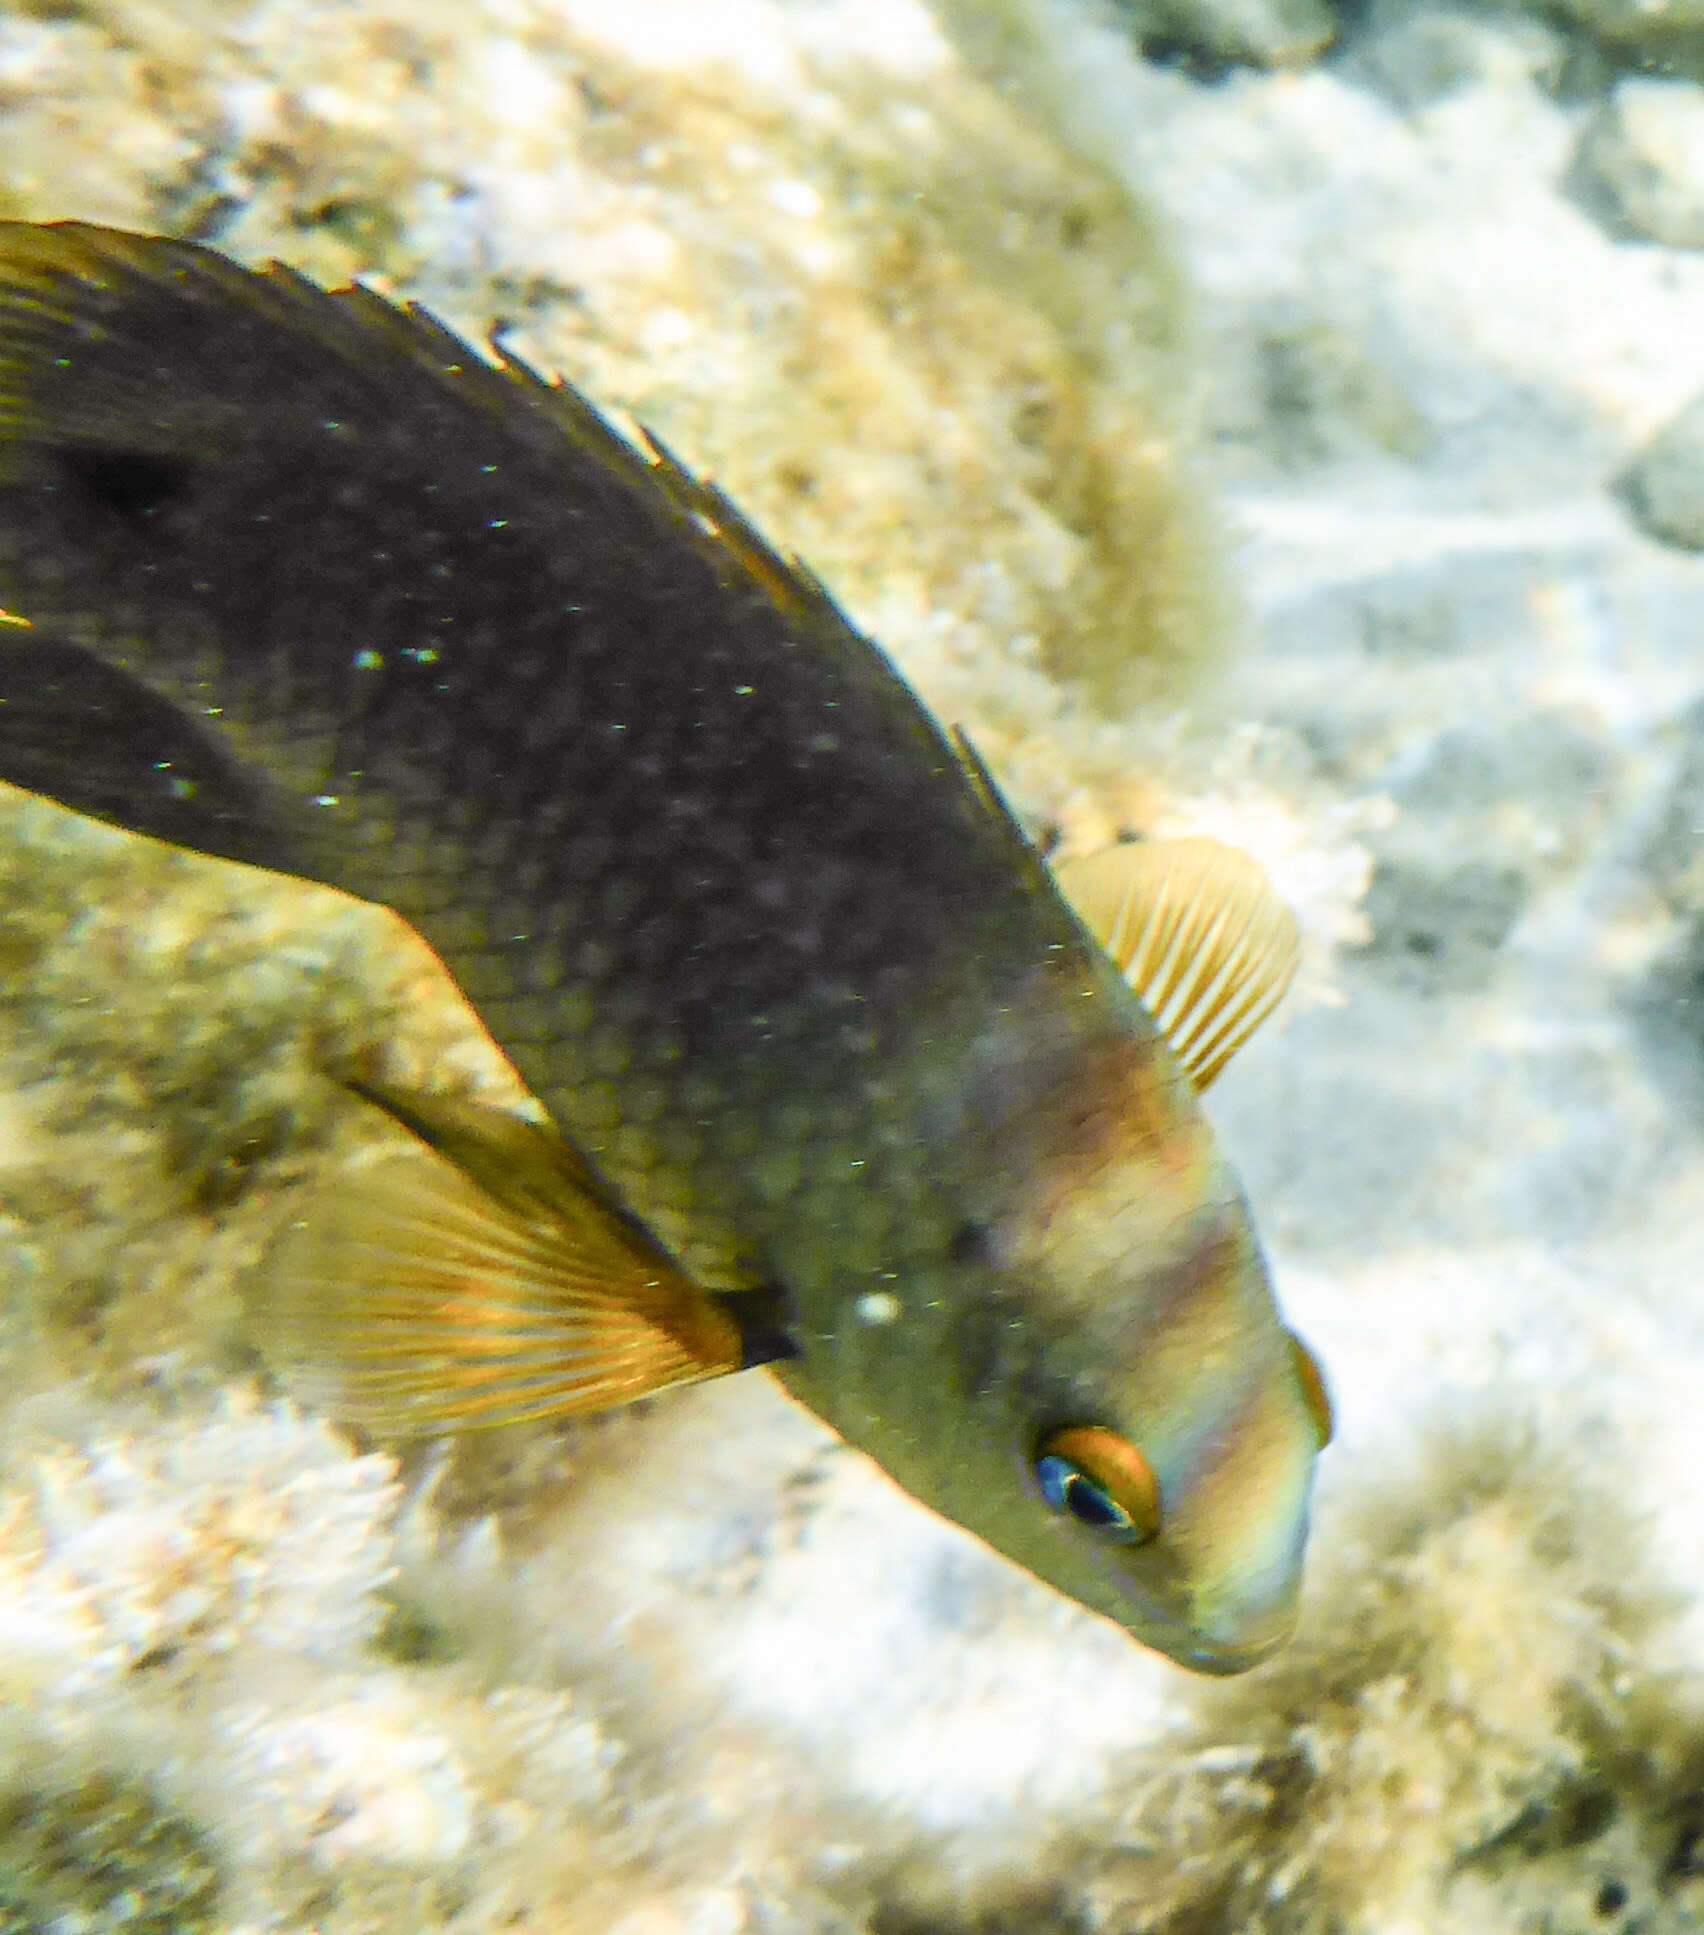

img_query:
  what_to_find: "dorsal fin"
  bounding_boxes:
[0,221,857,643]
[1054,836,1299,1089]
[637,424,837,625]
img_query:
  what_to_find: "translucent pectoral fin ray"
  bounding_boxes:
[257,1117,746,1435]
[335,1067,635,1236]
[1056,836,1300,1089]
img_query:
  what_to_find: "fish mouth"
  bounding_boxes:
[1078,1538,1302,1674]
[1088,1574,1299,1675]
[1168,1618,1293,1676]
[1166,1575,1301,1675]
[1106,1554,1301,1675]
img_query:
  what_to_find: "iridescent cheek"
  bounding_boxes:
[1173,1384,1318,1637]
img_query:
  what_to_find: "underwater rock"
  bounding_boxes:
[1345,4,1568,112]
[1056,1431,1704,1935]
[11,0,1704,1932]
[1539,0,1704,59]
[1578,79,1704,250]
[1381,714,1615,878]
[1386,716,1604,822]
[1645,697,1704,917]
[0,0,1228,726]
[0,1771,223,1935]
[0,1399,643,1930]
[1621,393,1704,551]
[1108,0,1336,70]
[1632,697,1704,1114]
[1359,854,1529,994]
[1251,321,1428,470]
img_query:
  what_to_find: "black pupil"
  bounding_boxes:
[1063,1473,1127,1531]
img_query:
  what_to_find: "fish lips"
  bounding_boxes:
[1046,1449,1313,1674]
[1092,1539,1306,1675]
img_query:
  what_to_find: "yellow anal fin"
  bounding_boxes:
[257,1131,744,1437]
[1055,836,1300,1090]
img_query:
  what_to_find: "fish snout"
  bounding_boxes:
[1159,1376,1319,1672]
[1174,1545,1304,1673]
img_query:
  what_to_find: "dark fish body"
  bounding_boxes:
[0,225,1326,1670]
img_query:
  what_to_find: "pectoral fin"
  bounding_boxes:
[333,1067,645,1241]
[1056,836,1299,1090]
[257,1082,747,1435]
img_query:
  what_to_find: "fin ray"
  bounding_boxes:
[1055,836,1300,1089]
[258,1134,745,1436]
[0,221,858,634]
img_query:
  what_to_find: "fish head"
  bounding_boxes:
[952,1031,1330,1673]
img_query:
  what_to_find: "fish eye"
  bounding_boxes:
[1287,1331,1334,1447]
[1037,1458,1143,1539]
[1034,1423,1161,1546]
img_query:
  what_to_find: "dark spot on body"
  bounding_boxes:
[60,448,195,530]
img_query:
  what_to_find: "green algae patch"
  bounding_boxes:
[0,1771,223,1935]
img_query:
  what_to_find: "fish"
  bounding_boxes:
[0,220,1331,1674]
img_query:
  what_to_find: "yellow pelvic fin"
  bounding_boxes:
[1055,836,1300,1090]
[257,1085,745,1435]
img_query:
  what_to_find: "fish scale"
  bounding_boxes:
[0,223,1329,1671]
[1,233,1089,1254]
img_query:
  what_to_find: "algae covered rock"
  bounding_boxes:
[10,0,1704,1933]
[1110,0,1336,69]
[1347,3,1569,110]
[1360,853,1530,993]
[1066,1433,1704,1935]
[0,0,1230,736]
[1537,0,1704,59]
[0,1772,222,1935]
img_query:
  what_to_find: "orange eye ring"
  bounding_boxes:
[1287,1331,1334,1447]
[1035,1424,1162,1545]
